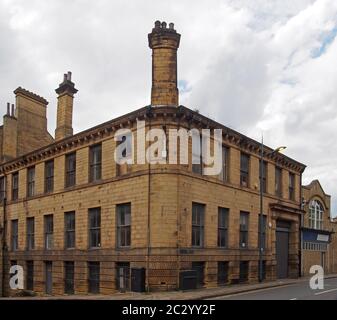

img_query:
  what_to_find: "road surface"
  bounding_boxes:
[211,277,337,300]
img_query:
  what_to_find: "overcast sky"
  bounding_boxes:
[0,0,336,216]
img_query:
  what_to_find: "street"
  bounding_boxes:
[211,277,337,300]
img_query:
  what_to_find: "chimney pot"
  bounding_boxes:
[67,71,72,81]
[11,104,15,117]
[154,20,161,28]
[63,74,67,82]
[161,21,167,29]
[169,23,174,30]
[6,103,10,115]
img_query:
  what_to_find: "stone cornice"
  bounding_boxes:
[0,105,306,174]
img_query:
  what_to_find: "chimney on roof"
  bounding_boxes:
[55,71,78,141]
[148,20,181,106]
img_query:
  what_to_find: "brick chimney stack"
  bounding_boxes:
[148,21,181,106]
[55,71,78,141]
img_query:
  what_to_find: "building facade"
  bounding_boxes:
[0,21,306,297]
[301,180,337,276]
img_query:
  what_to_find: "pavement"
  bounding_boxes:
[2,274,337,300]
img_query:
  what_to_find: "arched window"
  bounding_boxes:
[309,200,324,230]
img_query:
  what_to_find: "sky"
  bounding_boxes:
[0,0,336,216]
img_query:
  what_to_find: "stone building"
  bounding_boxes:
[301,180,337,276]
[0,21,306,296]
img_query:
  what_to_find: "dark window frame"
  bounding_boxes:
[64,261,75,294]
[26,217,35,250]
[65,211,76,249]
[289,172,295,201]
[219,146,229,182]
[218,207,229,248]
[192,203,205,247]
[117,203,131,248]
[45,160,54,193]
[239,261,249,283]
[27,166,35,198]
[89,208,101,248]
[89,144,102,183]
[11,219,18,251]
[12,172,19,201]
[0,176,5,202]
[239,211,249,249]
[240,153,250,187]
[217,261,229,285]
[26,261,34,291]
[44,215,54,250]
[192,133,203,175]
[275,167,282,197]
[88,262,100,294]
[116,134,132,176]
[65,152,76,188]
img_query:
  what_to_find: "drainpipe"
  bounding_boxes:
[146,106,152,293]
[299,173,303,278]
[1,176,7,297]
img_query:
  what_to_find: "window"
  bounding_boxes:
[259,215,267,250]
[289,173,295,200]
[12,172,18,201]
[65,212,75,249]
[65,153,76,188]
[89,144,102,182]
[239,211,249,248]
[192,133,203,174]
[261,261,266,281]
[89,208,101,248]
[218,261,229,285]
[45,160,54,193]
[309,200,324,230]
[88,262,100,294]
[116,133,132,176]
[260,161,267,193]
[192,262,205,288]
[192,203,205,247]
[26,261,34,291]
[239,261,249,283]
[27,167,35,197]
[240,153,250,187]
[219,146,229,182]
[218,207,229,248]
[117,203,131,247]
[0,176,5,202]
[45,261,52,294]
[26,217,35,250]
[11,219,18,251]
[64,261,75,294]
[275,167,282,197]
[44,215,53,250]
[116,262,130,291]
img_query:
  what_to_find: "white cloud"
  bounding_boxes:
[0,0,336,215]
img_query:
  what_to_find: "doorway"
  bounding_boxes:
[276,220,290,279]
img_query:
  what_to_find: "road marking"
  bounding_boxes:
[314,288,337,296]
[289,298,297,300]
